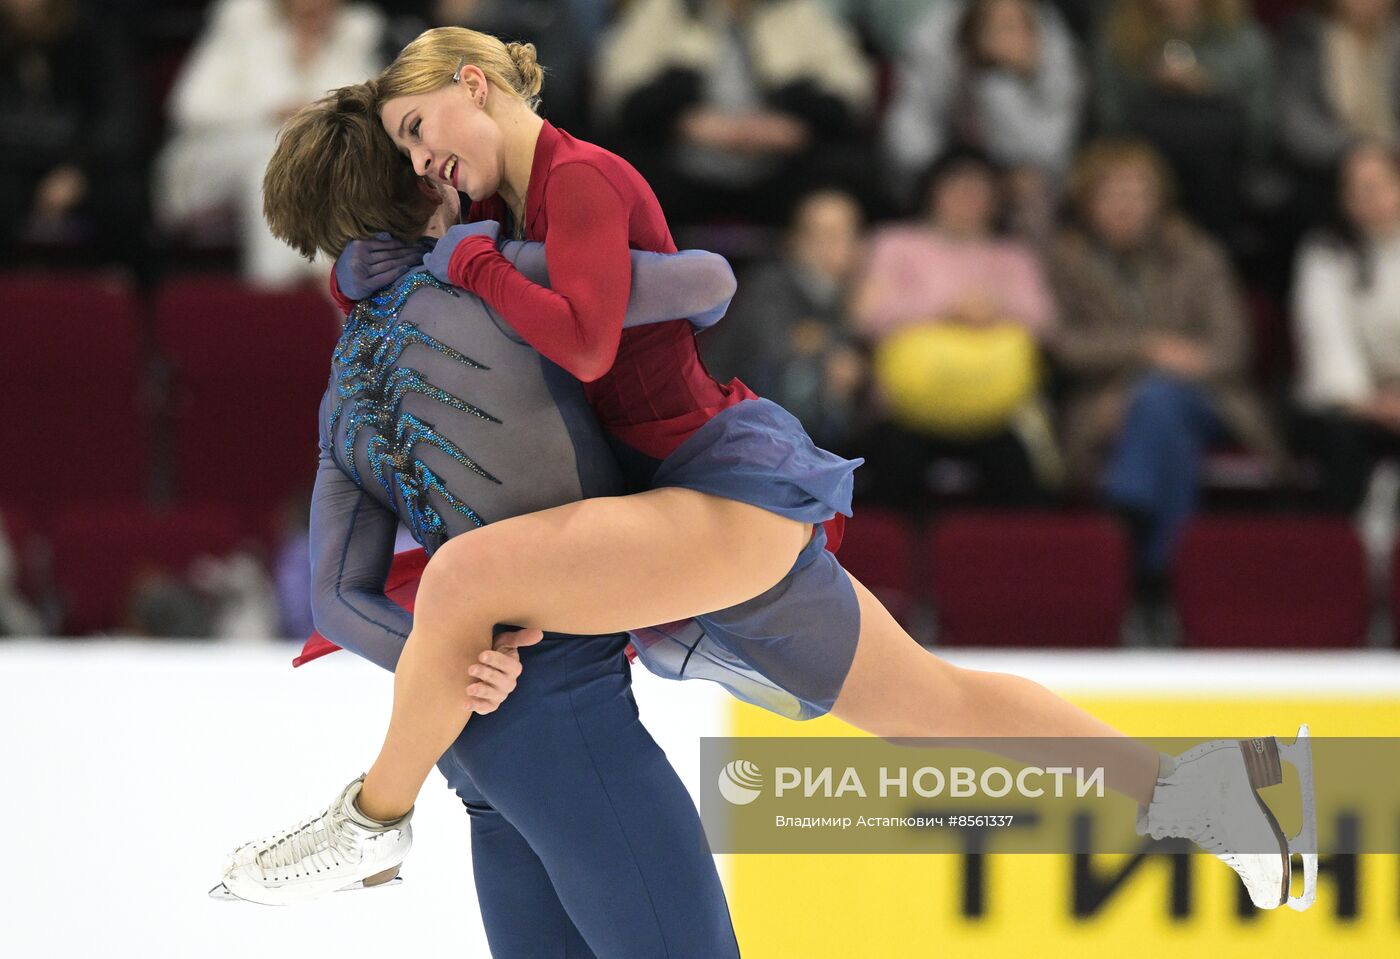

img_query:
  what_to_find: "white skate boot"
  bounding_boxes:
[209,775,412,906]
[1137,724,1317,911]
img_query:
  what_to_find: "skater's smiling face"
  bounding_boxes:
[381,65,507,204]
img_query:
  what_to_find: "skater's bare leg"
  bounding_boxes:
[357,488,811,821]
[830,573,1160,806]
[359,488,1159,823]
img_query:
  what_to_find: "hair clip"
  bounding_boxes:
[450,56,467,83]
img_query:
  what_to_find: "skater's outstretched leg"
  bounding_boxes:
[829,572,1161,806]
[826,573,1314,911]
[358,488,1160,822]
[347,489,1311,913]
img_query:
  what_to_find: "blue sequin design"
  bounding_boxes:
[329,271,501,547]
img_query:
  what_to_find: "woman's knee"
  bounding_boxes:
[420,533,500,601]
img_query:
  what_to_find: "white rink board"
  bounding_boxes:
[0,640,728,959]
[2,641,1398,958]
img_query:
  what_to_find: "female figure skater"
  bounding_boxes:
[226,28,1315,915]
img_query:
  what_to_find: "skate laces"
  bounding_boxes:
[253,801,358,878]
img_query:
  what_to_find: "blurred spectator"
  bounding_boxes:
[701,188,867,449]
[0,0,148,271]
[1048,140,1280,580]
[1091,0,1273,241]
[127,569,216,638]
[154,0,386,286]
[0,511,41,637]
[1279,0,1400,174]
[884,0,1083,231]
[273,493,314,639]
[1292,142,1400,512]
[1277,0,1400,232]
[191,551,282,639]
[819,0,942,58]
[850,148,1057,508]
[593,0,877,226]
[378,0,595,135]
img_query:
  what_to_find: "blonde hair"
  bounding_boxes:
[378,27,545,113]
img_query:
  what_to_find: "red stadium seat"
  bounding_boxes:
[1393,533,1400,649]
[837,508,918,627]
[928,512,1131,647]
[0,504,33,556]
[153,278,340,520]
[1173,516,1369,648]
[49,503,244,635]
[0,273,148,506]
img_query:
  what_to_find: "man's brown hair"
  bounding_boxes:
[263,80,436,261]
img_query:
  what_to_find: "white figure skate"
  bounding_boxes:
[209,775,412,906]
[1137,724,1317,911]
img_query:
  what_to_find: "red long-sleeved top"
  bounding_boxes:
[450,121,755,460]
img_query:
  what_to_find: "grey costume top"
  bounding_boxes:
[309,247,734,671]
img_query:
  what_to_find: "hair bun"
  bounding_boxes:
[505,41,544,100]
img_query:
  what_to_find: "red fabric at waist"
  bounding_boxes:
[583,322,757,460]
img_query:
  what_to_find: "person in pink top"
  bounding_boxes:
[851,147,1057,506]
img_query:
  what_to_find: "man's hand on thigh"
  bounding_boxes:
[466,628,544,714]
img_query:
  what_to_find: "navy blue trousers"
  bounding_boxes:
[432,635,740,958]
[1101,373,1226,575]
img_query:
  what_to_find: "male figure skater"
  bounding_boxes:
[223,83,745,957]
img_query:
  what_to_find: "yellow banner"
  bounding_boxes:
[727,697,1400,958]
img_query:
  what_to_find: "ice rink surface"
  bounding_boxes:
[0,640,729,958]
[3,640,1398,958]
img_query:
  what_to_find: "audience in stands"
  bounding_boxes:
[1091,0,1274,242]
[1278,0,1400,174]
[884,0,1082,234]
[1292,141,1400,512]
[10,1,1400,641]
[821,0,943,59]
[1049,140,1281,583]
[701,188,868,450]
[154,0,386,286]
[850,148,1057,508]
[376,0,596,135]
[1277,0,1400,224]
[0,0,148,272]
[592,0,877,225]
